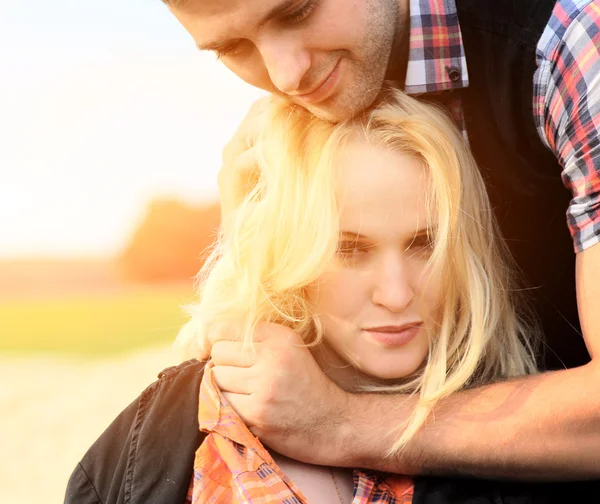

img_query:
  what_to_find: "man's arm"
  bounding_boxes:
[338,3,600,480]
[339,243,600,480]
[206,246,600,481]
[343,2,600,472]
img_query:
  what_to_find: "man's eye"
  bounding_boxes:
[281,0,319,24]
[214,41,243,59]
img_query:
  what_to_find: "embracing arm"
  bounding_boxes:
[340,3,600,478]
[340,243,600,480]
[209,246,600,482]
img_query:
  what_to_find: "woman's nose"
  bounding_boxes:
[371,254,414,313]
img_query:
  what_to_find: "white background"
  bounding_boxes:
[0,0,265,257]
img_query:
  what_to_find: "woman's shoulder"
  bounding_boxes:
[133,358,208,419]
[154,358,207,394]
[65,359,207,504]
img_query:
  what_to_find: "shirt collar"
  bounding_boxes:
[198,361,270,457]
[404,0,470,94]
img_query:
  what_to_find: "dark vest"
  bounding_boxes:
[416,0,589,371]
[408,1,599,499]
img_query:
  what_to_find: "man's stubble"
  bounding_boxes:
[301,0,401,122]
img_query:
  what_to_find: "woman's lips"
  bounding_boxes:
[296,60,341,104]
[363,323,423,347]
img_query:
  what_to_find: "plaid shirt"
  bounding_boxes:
[534,0,600,251]
[405,0,469,137]
[179,3,600,500]
[185,362,415,503]
[407,0,600,252]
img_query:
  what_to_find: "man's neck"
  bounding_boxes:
[385,0,411,85]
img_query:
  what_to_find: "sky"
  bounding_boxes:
[0,0,265,258]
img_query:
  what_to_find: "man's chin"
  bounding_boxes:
[298,101,362,123]
[301,91,381,123]
[269,91,341,121]
[304,105,343,123]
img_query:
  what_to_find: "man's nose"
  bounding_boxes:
[371,254,414,313]
[257,37,311,94]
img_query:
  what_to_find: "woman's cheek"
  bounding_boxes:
[418,267,443,327]
[315,269,366,321]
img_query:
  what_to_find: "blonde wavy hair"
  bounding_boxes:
[178,88,538,452]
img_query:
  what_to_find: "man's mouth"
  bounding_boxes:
[295,60,341,105]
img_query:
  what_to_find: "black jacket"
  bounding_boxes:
[65,360,599,504]
[65,360,207,504]
[450,0,587,370]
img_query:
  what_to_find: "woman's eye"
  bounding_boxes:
[408,236,434,256]
[281,0,319,24]
[337,242,371,263]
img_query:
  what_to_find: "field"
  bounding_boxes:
[0,259,195,503]
[0,258,195,356]
[0,288,194,356]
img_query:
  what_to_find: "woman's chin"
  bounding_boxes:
[365,370,413,382]
[315,339,426,387]
[356,361,421,382]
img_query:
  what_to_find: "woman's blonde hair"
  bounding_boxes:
[178,88,538,452]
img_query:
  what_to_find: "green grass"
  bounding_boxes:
[0,287,195,357]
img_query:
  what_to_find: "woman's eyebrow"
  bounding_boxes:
[339,231,368,240]
[412,227,431,238]
[338,229,432,251]
[340,228,431,240]
[406,227,431,243]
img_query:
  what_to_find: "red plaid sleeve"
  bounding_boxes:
[534,0,600,252]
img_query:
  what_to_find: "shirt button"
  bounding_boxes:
[446,66,461,83]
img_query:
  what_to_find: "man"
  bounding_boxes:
[164,0,600,480]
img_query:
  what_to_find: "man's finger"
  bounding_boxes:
[207,323,301,357]
[211,340,257,367]
[212,365,254,395]
[205,322,243,349]
[219,146,261,235]
[221,391,256,425]
[231,147,261,197]
[221,96,271,166]
[253,321,303,344]
[218,96,272,237]
[219,146,259,188]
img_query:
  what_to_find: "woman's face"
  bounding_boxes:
[309,138,440,386]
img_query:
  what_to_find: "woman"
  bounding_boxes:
[174,88,538,503]
[66,89,554,503]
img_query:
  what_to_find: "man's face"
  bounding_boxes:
[169,0,401,121]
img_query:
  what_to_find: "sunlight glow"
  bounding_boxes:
[0,0,265,257]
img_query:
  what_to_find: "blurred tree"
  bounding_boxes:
[119,199,220,283]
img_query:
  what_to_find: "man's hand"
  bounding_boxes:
[218,96,271,235]
[209,322,355,465]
